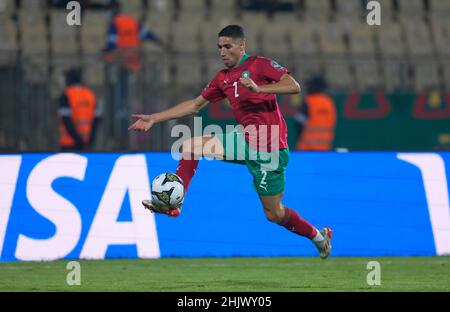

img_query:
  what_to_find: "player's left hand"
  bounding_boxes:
[128,114,155,132]
[239,77,260,93]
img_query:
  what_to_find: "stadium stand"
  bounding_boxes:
[177,0,207,17]
[289,17,318,55]
[211,0,238,16]
[261,14,292,56]
[171,13,202,53]
[19,0,47,12]
[201,17,224,53]
[289,18,321,83]
[0,8,17,61]
[429,0,450,17]
[348,21,376,55]
[18,11,47,55]
[1,0,449,151]
[324,57,354,91]
[431,18,450,56]
[238,11,265,53]
[377,0,397,21]
[376,19,408,90]
[17,11,49,82]
[82,56,104,89]
[120,0,143,18]
[1,0,447,92]
[348,21,381,90]
[304,0,332,20]
[398,0,425,16]
[430,17,450,90]
[316,18,347,55]
[50,10,80,55]
[80,11,109,54]
[146,0,174,14]
[413,59,440,91]
[335,0,363,21]
[144,9,171,49]
[402,18,434,56]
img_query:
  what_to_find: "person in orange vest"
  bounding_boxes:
[295,76,337,151]
[104,1,165,71]
[58,68,100,151]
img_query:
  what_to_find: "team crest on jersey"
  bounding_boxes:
[241,70,251,78]
[270,60,285,71]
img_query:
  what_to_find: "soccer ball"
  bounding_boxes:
[151,173,185,209]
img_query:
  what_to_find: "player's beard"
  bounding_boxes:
[222,59,233,68]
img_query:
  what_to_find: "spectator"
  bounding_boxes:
[58,68,100,151]
[104,0,165,71]
[295,75,337,151]
[103,1,168,148]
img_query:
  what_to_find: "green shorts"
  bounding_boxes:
[216,130,290,196]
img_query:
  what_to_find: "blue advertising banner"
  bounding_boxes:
[0,152,449,261]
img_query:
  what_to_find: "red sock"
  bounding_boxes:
[280,207,318,239]
[176,158,199,194]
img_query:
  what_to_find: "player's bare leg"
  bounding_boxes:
[180,135,224,161]
[176,135,224,191]
[259,193,332,259]
[143,135,224,217]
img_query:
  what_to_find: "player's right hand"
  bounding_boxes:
[128,114,155,132]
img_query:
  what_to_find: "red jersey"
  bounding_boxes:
[201,55,290,151]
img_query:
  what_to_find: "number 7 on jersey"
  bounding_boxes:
[233,81,239,98]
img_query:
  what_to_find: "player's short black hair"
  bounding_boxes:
[218,25,245,39]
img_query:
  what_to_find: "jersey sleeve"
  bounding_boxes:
[258,57,290,82]
[201,73,226,103]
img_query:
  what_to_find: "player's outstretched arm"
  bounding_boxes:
[240,74,301,95]
[128,95,209,132]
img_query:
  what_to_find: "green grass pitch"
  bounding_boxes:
[0,257,449,292]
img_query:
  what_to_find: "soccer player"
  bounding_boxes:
[128,25,332,259]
